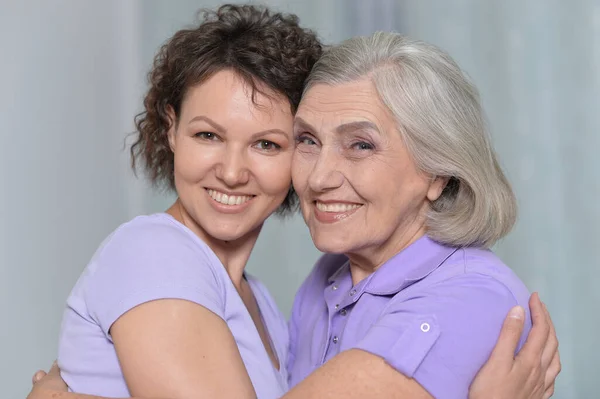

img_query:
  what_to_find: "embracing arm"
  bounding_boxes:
[29,221,256,399]
[29,299,255,399]
[284,349,433,398]
[110,298,256,398]
[30,294,559,399]
[282,287,560,399]
[469,293,560,399]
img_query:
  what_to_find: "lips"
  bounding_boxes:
[315,202,361,213]
[206,189,254,206]
[313,200,363,223]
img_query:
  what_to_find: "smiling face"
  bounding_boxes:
[168,69,294,244]
[292,79,447,268]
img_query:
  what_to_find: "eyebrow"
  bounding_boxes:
[294,117,380,136]
[335,121,380,135]
[188,116,226,133]
[293,117,315,133]
[189,115,289,140]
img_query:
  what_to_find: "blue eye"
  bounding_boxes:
[352,141,374,150]
[296,135,316,145]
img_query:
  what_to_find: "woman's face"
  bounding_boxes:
[169,69,294,243]
[292,79,446,267]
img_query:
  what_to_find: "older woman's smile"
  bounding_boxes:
[314,200,363,223]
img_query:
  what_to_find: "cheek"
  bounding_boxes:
[291,152,312,194]
[252,153,293,196]
[174,147,214,181]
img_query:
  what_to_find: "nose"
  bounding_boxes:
[216,145,250,187]
[307,146,344,193]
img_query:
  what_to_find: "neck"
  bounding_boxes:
[346,219,427,286]
[166,199,261,288]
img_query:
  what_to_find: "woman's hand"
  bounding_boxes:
[469,292,561,399]
[28,362,68,399]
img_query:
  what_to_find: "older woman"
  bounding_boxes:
[28,21,559,399]
[283,32,558,398]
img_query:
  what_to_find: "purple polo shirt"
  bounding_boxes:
[287,235,531,399]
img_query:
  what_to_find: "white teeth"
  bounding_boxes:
[315,202,361,213]
[207,189,252,206]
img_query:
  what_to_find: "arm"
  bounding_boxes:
[283,293,561,399]
[28,363,148,399]
[283,275,537,399]
[284,350,433,398]
[63,223,255,398]
[30,294,560,399]
[111,298,256,398]
[469,292,561,399]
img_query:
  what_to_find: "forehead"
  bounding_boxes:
[296,80,393,128]
[181,69,292,125]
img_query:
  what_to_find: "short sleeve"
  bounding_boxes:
[85,218,225,338]
[353,274,523,399]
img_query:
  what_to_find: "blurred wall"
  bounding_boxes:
[1,1,145,396]
[1,1,598,398]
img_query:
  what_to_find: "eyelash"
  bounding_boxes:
[254,140,281,151]
[296,134,375,152]
[194,132,219,140]
[350,141,375,151]
[295,134,317,146]
[194,133,281,152]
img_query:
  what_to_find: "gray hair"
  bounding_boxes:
[304,32,516,248]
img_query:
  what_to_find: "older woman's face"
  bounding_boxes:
[292,79,446,265]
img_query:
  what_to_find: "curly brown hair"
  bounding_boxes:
[131,4,323,215]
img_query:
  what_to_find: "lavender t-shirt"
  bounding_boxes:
[57,213,289,398]
[287,235,532,399]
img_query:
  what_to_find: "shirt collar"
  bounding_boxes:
[327,235,459,295]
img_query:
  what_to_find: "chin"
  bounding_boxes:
[310,231,353,255]
[202,221,252,243]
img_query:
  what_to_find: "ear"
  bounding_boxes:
[166,105,177,152]
[427,175,450,202]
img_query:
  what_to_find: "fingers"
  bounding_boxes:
[543,382,555,399]
[488,305,526,365]
[31,370,47,385]
[544,349,562,394]
[518,293,551,363]
[540,303,559,370]
[48,361,60,376]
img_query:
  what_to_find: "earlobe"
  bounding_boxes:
[427,176,449,202]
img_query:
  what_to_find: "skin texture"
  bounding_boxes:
[27,78,561,399]
[292,79,447,285]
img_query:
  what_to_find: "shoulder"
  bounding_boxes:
[82,214,228,331]
[427,246,530,308]
[102,213,208,255]
[91,213,221,273]
[356,247,531,398]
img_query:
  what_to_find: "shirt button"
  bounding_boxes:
[334,303,340,310]
[349,289,356,296]
[332,336,339,344]
[332,284,338,291]
[420,322,431,333]
[340,308,347,316]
